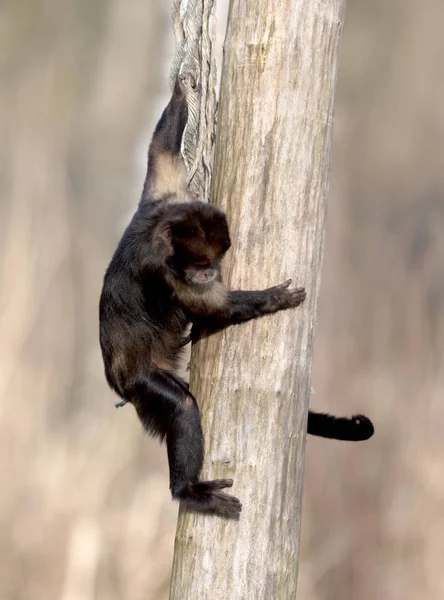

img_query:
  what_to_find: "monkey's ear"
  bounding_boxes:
[152,224,174,262]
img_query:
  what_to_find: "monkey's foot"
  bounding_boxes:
[177,478,242,519]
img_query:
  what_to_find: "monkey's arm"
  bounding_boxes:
[191,279,305,339]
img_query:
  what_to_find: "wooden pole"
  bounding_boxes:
[169,0,347,598]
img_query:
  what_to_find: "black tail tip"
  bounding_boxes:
[350,414,374,440]
[308,410,374,441]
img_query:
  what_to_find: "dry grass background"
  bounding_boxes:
[1,1,443,599]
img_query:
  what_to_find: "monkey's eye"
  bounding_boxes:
[174,224,197,238]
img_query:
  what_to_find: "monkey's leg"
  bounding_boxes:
[129,372,242,518]
[307,411,374,441]
[192,279,306,339]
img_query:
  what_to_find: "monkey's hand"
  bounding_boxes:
[263,279,306,312]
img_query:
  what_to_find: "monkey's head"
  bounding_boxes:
[155,202,231,287]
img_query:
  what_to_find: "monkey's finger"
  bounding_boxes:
[290,287,306,297]
[175,74,187,93]
[189,74,198,91]
[289,288,306,305]
[279,279,292,289]
[214,492,243,515]
[178,73,197,92]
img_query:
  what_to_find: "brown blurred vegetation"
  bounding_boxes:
[1,1,443,599]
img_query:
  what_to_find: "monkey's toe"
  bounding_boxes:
[212,491,242,518]
[197,478,233,491]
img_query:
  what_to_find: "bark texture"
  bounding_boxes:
[170,0,346,598]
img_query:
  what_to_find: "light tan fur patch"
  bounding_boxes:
[149,151,187,201]
[166,275,228,315]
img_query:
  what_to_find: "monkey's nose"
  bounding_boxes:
[196,268,217,283]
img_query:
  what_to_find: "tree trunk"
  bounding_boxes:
[169,0,346,598]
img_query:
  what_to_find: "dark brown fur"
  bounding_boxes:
[99,78,374,519]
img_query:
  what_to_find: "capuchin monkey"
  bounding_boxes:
[99,77,374,518]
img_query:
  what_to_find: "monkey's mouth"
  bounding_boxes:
[190,268,218,285]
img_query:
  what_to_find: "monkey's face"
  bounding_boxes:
[168,204,231,287]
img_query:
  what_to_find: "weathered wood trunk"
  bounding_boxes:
[169,0,346,598]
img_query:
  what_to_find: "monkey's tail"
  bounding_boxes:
[142,77,188,202]
[307,412,374,441]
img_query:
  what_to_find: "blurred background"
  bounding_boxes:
[1,0,443,598]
